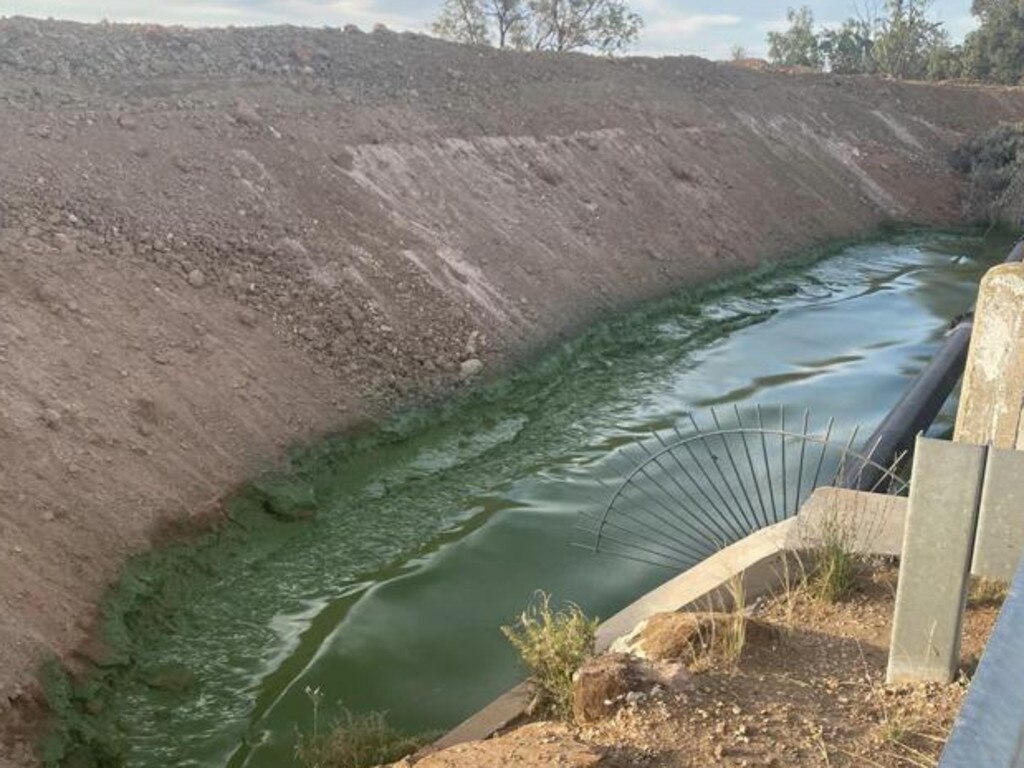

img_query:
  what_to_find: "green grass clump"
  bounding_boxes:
[501,591,598,720]
[808,540,861,603]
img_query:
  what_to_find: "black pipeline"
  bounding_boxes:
[841,239,1024,491]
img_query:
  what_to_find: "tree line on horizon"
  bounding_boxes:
[429,0,1024,86]
[761,0,1024,84]
[431,0,642,54]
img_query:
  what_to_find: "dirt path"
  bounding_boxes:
[2,16,1024,764]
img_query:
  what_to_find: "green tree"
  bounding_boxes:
[767,6,824,68]
[819,18,877,74]
[872,0,948,79]
[963,0,1024,84]
[488,0,532,48]
[926,42,965,80]
[432,0,642,54]
[525,0,643,53]
[433,0,490,45]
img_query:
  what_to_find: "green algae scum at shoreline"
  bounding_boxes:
[40,229,1017,767]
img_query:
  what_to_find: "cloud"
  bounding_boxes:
[647,13,745,36]
[759,16,790,34]
[645,13,743,37]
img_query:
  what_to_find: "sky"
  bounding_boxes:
[0,1,980,60]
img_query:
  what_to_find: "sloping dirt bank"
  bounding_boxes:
[1,15,1024,761]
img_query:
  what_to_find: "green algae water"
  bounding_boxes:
[70,231,1014,767]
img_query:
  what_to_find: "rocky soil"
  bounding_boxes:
[2,14,1024,765]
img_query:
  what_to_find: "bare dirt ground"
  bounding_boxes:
[2,15,1024,764]
[400,566,999,767]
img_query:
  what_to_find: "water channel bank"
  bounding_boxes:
[44,229,1016,767]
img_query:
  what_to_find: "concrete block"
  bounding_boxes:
[433,682,534,751]
[972,448,1024,582]
[794,487,907,557]
[955,262,1024,449]
[594,517,796,653]
[888,437,987,684]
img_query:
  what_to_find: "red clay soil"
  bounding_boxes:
[2,15,1024,765]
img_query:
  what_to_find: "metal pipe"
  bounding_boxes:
[841,237,1024,490]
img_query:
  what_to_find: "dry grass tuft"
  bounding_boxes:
[967,577,1009,608]
[690,572,750,670]
[501,591,599,720]
[295,705,427,768]
[771,552,809,633]
[717,573,748,667]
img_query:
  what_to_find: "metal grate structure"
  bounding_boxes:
[577,405,909,570]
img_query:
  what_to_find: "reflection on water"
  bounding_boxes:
[102,232,1013,767]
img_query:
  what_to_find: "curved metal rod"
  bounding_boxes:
[595,427,908,546]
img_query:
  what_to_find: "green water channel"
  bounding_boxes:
[68,230,1014,767]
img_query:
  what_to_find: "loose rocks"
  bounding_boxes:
[459,358,483,379]
[572,653,639,723]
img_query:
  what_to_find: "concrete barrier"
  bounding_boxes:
[887,437,987,685]
[973,448,1024,581]
[954,262,1024,449]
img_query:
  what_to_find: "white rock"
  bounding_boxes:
[460,358,483,379]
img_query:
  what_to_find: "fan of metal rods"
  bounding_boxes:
[576,405,908,571]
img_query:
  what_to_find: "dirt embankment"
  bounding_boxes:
[2,15,1024,761]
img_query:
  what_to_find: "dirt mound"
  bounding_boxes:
[0,17,375,79]
[2,16,1024,765]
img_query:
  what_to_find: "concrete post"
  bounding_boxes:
[972,448,1024,582]
[888,437,987,685]
[954,262,1024,449]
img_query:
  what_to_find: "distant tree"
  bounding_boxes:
[525,0,643,53]
[432,0,642,54]
[819,18,877,74]
[433,0,490,45]
[871,0,948,79]
[764,0,960,79]
[492,0,532,47]
[767,7,824,68]
[730,43,748,60]
[963,0,1024,84]
[926,42,966,80]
